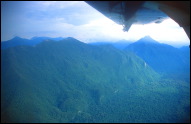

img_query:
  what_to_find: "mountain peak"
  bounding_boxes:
[66,37,77,40]
[12,36,23,40]
[9,36,30,42]
[137,36,158,44]
[142,36,153,40]
[65,37,82,43]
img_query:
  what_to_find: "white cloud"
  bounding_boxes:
[142,19,190,45]
[37,1,81,10]
[1,1,190,47]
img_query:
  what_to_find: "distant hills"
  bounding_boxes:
[89,36,190,80]
[89,39,133,50]
[124,36,190,80]
[1,36,190,123]
[2,37,133,50]
[2,36,190,78]
[1,36,65,49]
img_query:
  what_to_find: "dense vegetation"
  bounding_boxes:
[1,37,190,123]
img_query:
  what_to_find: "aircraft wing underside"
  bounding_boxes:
[86,1,190,39]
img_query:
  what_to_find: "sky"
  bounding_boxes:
[1,1,190,47]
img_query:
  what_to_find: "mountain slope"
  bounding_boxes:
[1,37,190,123]
[124,36,190,77]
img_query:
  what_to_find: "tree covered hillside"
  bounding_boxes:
[1,37,190,123]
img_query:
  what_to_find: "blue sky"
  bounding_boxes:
[1,1,190,47]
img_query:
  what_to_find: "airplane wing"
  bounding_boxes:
[85,1,190,39]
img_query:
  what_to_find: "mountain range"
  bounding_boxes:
[1,36,65,49]
[1,36,190,123]
[124,36,190,80]
[89,39,133,50]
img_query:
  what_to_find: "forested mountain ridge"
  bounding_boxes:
[124,36,190,80]
[1,37,190,123]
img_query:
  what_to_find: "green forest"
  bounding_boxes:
[1,38,190,123]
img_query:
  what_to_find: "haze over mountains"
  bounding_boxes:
[1,36,190,123]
